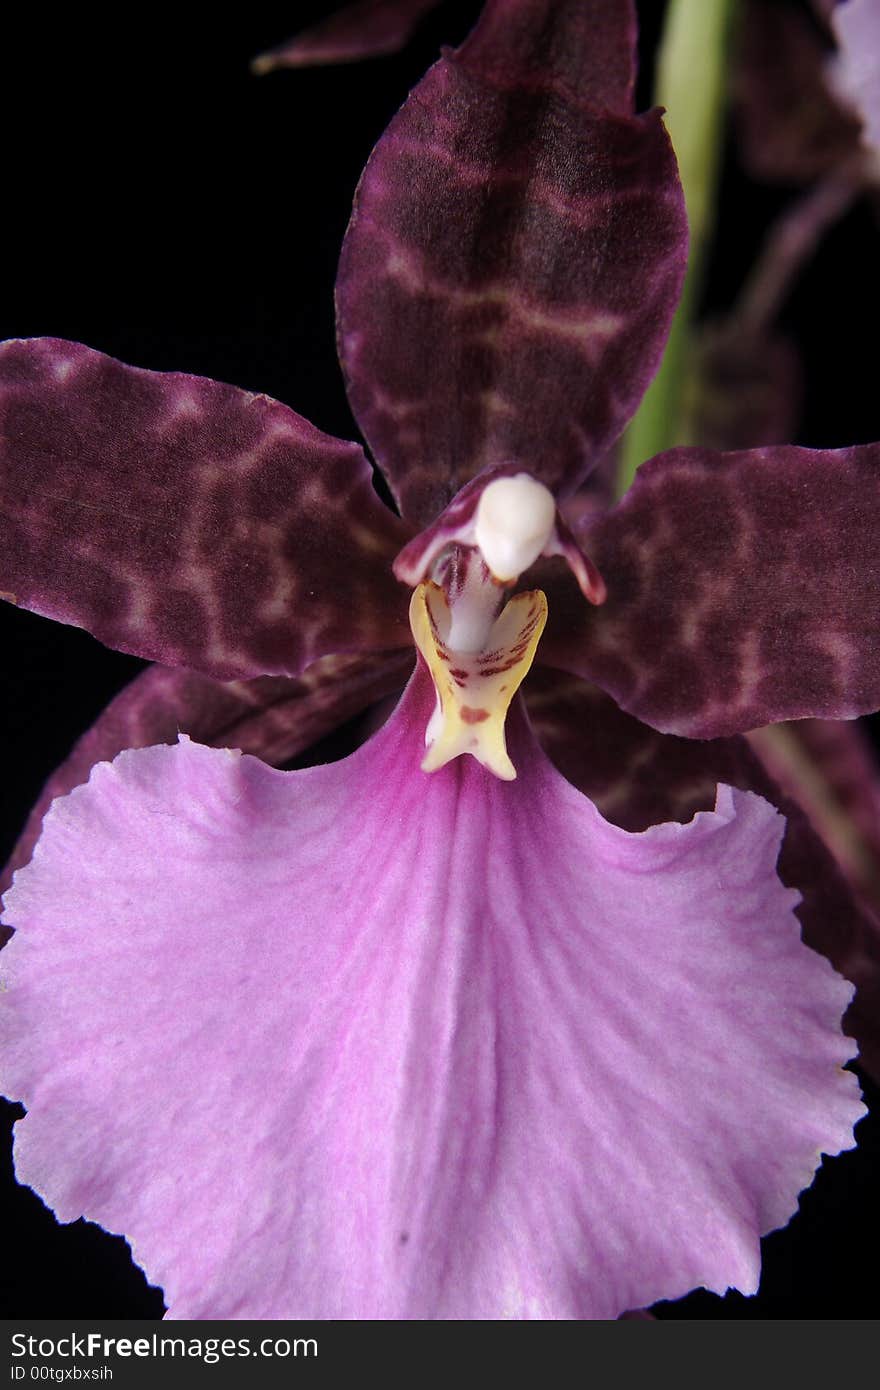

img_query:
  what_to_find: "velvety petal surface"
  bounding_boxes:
[0,651,414,903]
[526,670,880,1083]
[1,670,862,1320]
[455,0,638,116]
[542,444,880,738]
[252,0,440,72]
[336,0,687,524]
[0,338,411,678]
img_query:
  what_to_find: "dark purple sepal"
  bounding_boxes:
[336,1,687,525]
[0,339,412,679]
[251,0,440,73]
[0,651,414,908]
[542,444,880,738]
[525,670,880,1082]
[456,0,638,118]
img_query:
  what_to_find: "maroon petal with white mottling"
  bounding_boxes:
[526,670,880,1082]
[456,0,638,118]
[0,338,412,680]
[542,444,880,738]
[0,650,414,906]
[252,0,441,73]
[336,0,687,524]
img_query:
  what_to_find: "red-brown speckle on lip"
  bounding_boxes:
[461,706,490,724]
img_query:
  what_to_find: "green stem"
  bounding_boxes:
[617,0,735,495]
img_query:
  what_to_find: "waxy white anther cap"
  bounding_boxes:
[473,474,556,582]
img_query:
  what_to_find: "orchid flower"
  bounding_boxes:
[1,0,877,1319]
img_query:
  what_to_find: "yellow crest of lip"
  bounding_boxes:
[409,581,548,780]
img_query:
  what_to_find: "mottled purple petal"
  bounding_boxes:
[0,651,414,903]
[456,0,638,117]
[1,670,862,1319]
[252,0,440,73]
[527,670,880,1082]
[543,444,880,738]
[0,338,411,679]
[337,0,687,524]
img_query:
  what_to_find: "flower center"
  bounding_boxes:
[409,573,547,781]
[396,468,605,780]
[405,476,559,780]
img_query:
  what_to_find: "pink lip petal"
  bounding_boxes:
[1,668,863,1320]
[0,649,415,906]
[526,669,880,1086]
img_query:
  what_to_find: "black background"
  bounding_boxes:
[0,0,877,1319]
